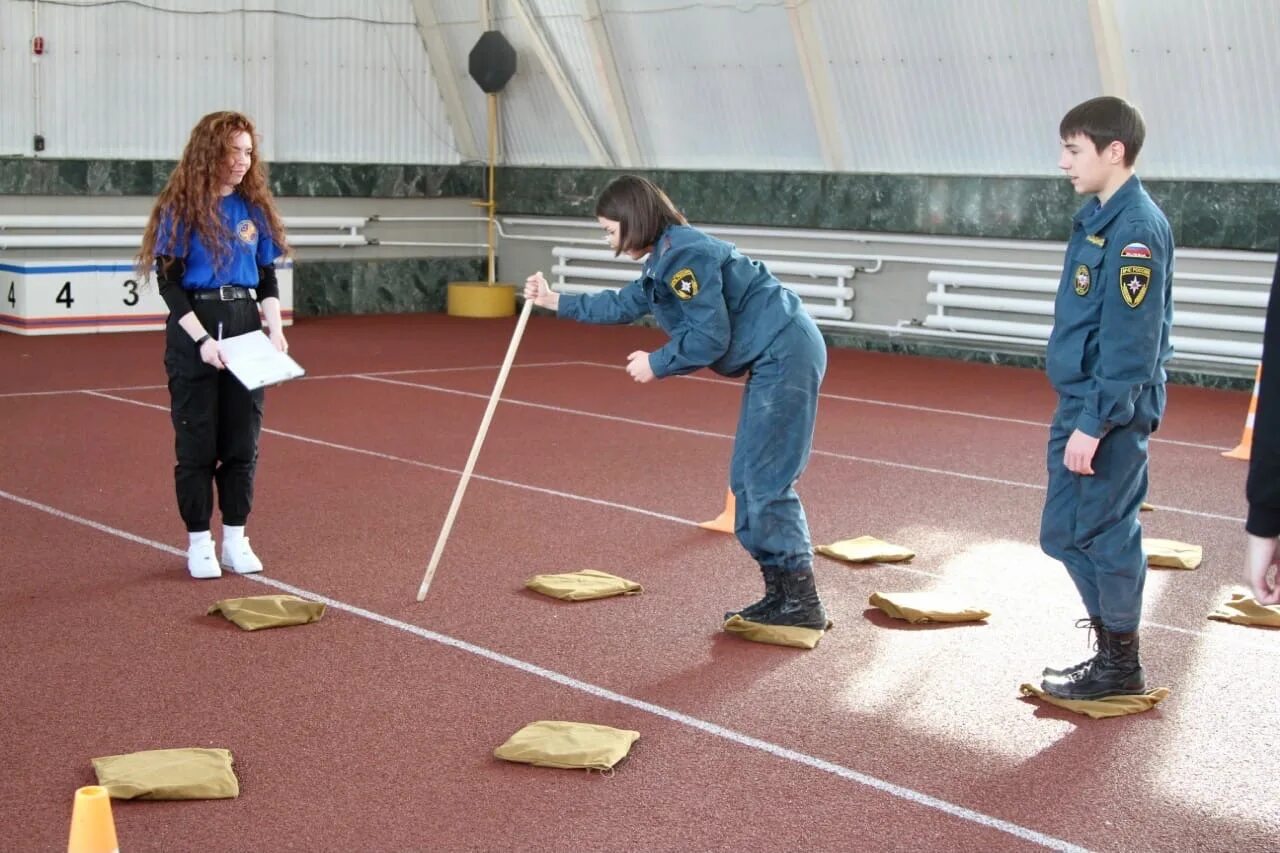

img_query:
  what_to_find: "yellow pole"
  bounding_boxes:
[487,92,497,285]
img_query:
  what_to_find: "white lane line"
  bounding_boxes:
[0,486,1089,853]
[573,359,1235,452]
[77,390,1271,649]
[2,356,1238,452]
[80,391,693,528]
[353,375,1246,523]
[0,361,584,399]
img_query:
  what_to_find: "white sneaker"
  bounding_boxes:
[221,537,264,574]
[187,538,222,579]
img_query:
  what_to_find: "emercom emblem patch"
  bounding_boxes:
[1074,264,1091,296]
[669,267,699,300]
[1120,265,1151,308]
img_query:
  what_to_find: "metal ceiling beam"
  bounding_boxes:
[582,0,640,167]
[510,0,613,166]
[1088,0,1129,98]
[786,0,845,172]
[409,0,480,162]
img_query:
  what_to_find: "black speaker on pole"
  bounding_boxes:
[468,30,516,93]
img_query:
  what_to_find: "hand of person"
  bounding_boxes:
[269,327,289,354]
[625,350,655,384]
[1246,534,1280,604]
[199,337,226,370]
[1064,429,1100,475]
[523,272,559,311]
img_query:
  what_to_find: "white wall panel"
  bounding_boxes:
[3,0,1280,177]
[1114,0,1280,179]
[812,0,1099,175]
[271,0,459,162]
[7,0,458,163]
[601,0,822,169]
[35,0,247,159]
[0,2,36,155]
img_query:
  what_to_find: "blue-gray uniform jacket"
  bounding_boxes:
[557,225,807,377]
[1046,175,1174,437]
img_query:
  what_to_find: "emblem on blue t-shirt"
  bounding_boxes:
[236,219,258,245]
[669,267,699,300]
[1074,264,1091,296]
[1120,265,1151,308]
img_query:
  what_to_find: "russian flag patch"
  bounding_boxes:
[1120,242,1152,259]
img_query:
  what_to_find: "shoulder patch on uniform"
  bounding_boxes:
[1120,265,1151,308]
[1074,264,1091,296]
[1086,234,1106,247]
[1120,242,1152,259]
[669,267,699,300]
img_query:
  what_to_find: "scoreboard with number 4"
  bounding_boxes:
[0,261,294,335]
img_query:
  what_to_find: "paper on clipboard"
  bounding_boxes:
[219,330,305,390]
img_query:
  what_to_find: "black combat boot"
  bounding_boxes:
[1042,628,1145,700]
[1042,616,1105,678]
[724,565,784,622]
[750,570,830,630]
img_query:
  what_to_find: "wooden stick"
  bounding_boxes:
[417,296,536,601]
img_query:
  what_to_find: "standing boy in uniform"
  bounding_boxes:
[1038,96,1174,700]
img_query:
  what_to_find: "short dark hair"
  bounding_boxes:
[1059,96,1146,167]
[594,175,687,255]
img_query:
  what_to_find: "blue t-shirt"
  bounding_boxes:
[156,193,282,288]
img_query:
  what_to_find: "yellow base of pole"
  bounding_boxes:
[447,282,516,318]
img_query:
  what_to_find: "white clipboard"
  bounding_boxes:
[218,329,305,390]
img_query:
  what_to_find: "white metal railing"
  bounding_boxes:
[923,270,1266,364]
[0,214,369,249]
[550,246,855,321]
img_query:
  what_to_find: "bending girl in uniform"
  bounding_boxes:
[135,111,289,579]
[523,175,830,630]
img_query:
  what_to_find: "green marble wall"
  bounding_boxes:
[0,159,485,198]
[5,158,1274,250]
[295,257,486,317]
[496,167,1280,252]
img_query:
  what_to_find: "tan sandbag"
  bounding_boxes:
[494,721,639,771]
[868,591,990,624]
[1018,684,1170,719]
[1143,539,1202,569]
[721,614,830,649]
[524,569,643,601]
[1208,593,1280,628]
[816,536,914,564]
[208,594,326,630]
[92,748,239,800]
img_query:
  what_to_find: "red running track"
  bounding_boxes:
[1,314,1277,852]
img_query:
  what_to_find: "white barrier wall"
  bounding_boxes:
[0,261,294,336]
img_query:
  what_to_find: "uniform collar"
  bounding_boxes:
[642,224,677,278]
[1074,174,1143,234]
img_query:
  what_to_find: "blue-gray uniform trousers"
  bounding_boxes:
[164,294,265,533]
[1039,384,1164,632]
[731,315,827,574]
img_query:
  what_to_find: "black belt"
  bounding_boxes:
[188,286,255,302]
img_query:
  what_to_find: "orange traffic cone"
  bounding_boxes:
[67,785,118,853]
[1222,364,1261,461]
[698,488,735,533]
